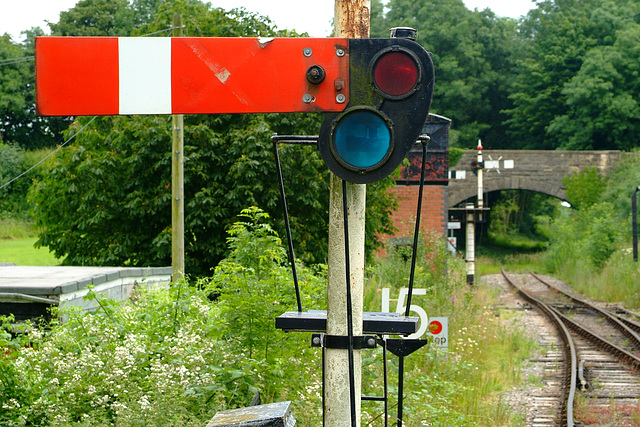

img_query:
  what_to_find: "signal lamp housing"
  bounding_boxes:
[319,38,434,184]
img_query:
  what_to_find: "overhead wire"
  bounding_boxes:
[1,24,186,191]
[0,56,34,66]
[0,116,97,191]
[0,25,181,69]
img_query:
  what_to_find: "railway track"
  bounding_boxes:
[500,269,640,426]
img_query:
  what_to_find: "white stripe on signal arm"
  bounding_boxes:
[118,37,172,115]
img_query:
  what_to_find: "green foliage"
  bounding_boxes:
[28,113,323,273]
[506,0,640,150]
[50,0,136,36]
[0,143,23,209]
[485,190,557,242]
[545,201,625,272]
[374,0,520,147]
[449,147,465,167]
[489,196,519,235]
[563,166,607,210]
[0,31,72,149]
[365,235,537,425]
[208,207,324,361]
[0,35,29,135]
[545,152,639,283]
[599,152,640,219]
[0,208,325,425]
[30,116,173,267]
[547,3,640,150]
[0,145,53,217]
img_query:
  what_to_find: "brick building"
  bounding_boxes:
[380,114,450,250]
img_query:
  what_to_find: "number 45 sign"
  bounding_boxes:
[381,288,448,350]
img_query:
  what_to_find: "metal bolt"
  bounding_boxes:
[336,94,346,103]
[312,336,321,346]
[303,47,313,57]
[303,94,313,103]
[306,65,326,84]
[336,48,345,57]
[367,337,376,347]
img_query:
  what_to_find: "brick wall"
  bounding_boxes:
[378,185,448,254]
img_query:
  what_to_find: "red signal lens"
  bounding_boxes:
[373,51,420,98]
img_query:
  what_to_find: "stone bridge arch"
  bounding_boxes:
[447,150,625,207]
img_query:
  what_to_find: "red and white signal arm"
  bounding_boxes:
[35,37,350,116]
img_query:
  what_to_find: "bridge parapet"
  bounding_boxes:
[448,150,623,207]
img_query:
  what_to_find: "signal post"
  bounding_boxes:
[325,4,368,426]
[34,14,435,424]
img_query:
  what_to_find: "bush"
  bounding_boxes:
[1,208,537,426]
[0,207,325,426]
[0,145,53,221]
[0,143,24,214]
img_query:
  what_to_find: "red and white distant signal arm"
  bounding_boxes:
[35,37,350,116]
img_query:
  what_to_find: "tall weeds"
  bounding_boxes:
[364,232,538,425]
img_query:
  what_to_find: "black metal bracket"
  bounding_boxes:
[311,334,378,350]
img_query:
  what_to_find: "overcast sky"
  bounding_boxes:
[1,0,537,42]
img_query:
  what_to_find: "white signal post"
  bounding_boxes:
[325,2,370,426]
[465,203,475,285]
[465,141,484,285]
[477,140,484,221]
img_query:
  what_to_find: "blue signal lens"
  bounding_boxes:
[333,110,392,170]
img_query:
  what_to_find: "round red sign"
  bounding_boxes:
[428,320,443,335]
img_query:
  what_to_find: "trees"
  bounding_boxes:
[548,20,640,150]
[0,34,30,144]
[29,0,397,275]
[0,31,71,150]
[373,0,520,148]
[506,0,640,151]
[563,166,607,211]
[49,0,136,36]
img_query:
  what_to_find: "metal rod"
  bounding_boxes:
[405,138,429,317]
[270,134,318,146]
[271,140,302,311]
[397,356,405,426]
[0,293,59,304]
[633,187,638,262]
[342,179,357,427]
[383,337,389,427]
[322,346,326,426]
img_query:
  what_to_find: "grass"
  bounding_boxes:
[574,395,640,426]
[0,237,60,266]
[552,248,640,309]
[476,234,548,276]
[0,216,60,266]
[0,216,37,240]
[365,237,539,425]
